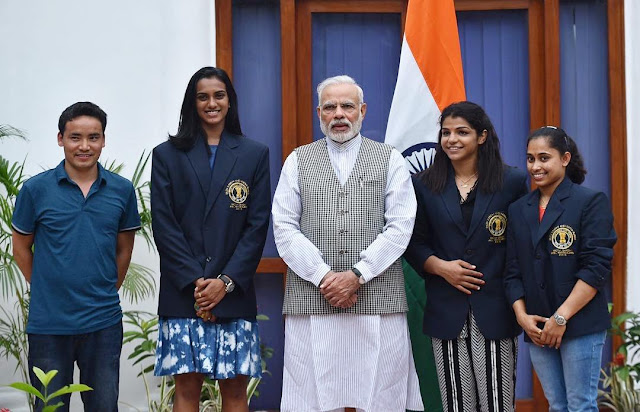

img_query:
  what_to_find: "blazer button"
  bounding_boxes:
[465,249,473,255]
[535,254,542,259]
[540,283,545,289]
[206,256,212,263]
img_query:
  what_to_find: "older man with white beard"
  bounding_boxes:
[272,75,424,412]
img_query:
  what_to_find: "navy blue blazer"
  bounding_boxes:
[504,177,616,340]
[405,166,528,340]
[151,132,271,318]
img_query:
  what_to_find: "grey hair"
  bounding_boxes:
[316,75,365,106]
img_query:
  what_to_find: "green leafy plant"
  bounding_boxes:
[598,311,640,410]
[8,366,92,412]
[121,311,173,411]
[0,125,33,407]
[0,124,27,298]
[121,311,272,411]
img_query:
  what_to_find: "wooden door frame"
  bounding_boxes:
[214,1,627,410]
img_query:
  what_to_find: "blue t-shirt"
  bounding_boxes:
[12,161,141,335]
[209,145,218,170]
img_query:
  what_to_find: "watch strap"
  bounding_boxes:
[217,274,234,292]
[352,267,366,285]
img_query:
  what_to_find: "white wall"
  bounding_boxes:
[626,1,640,314]
[0,1,216,410]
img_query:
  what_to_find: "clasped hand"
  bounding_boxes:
[320,270,360,308]
[438,259,484,295]
[194,277,226,321]
[516,313,547,347]
[516,313,566,349]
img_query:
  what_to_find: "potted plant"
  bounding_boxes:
[598,311,640,410]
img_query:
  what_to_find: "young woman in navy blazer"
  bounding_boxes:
[151,67,270,411]
[504,127,616,411]
[405,101,528,412]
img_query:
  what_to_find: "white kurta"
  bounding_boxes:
[273,135,423,412]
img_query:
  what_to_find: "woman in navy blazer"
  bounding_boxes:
[405,101,528,412]
[504,127,616,411]
[151,67,270,411]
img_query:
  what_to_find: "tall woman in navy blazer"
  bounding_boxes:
[405,102,528,412]
[504,127,616,411]
[151,67,270,412]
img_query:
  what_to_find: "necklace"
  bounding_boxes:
[455,172,478,188]
[540,197,550,209]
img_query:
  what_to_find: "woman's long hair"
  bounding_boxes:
[527,126,586,184]
[419,101,504,193]
[169,67,242,150]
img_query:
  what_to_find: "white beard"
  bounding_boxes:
[321,115,363,143]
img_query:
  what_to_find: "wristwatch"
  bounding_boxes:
[352,267,366,285]
[553,313,567,326]
[217,274,235,293]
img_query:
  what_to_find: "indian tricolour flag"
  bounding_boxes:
[384,0,465,410]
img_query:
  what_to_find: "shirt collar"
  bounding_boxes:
[55,160,107,185]
[325,133,362,152]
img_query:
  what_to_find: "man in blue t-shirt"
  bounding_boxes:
[12,102,141,412]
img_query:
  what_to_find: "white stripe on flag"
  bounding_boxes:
[385,36,441,154]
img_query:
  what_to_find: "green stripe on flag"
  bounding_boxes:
[403,259,443,412]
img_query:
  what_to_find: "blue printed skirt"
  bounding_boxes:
[154,317,262,379]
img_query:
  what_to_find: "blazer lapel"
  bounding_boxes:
[524,191,540,248]
[186,137,212,198]
[442,173,467,235]
[535,178,572,245]
[467,188,495,240]
[204,131,239,218]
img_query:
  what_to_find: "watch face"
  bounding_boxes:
[218,274,234,292]
[554,314,566,326]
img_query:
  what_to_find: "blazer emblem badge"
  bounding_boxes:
[549,225,576,256]
[486,212,507,243]
[225,179,249,210]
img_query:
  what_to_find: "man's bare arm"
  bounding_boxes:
[12,231,34,283]
[116,231,136,290]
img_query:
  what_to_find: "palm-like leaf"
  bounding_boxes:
[0,146,28,299]
[120,263,156,304]
[0,124,27,141]
[0,294,31,408]
[599,367,640,410]
[102,159,125,175]
[131,151,155,251]
[0,156,26,196]
[0,193,24,298]
[106,151,157,299]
